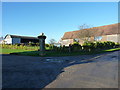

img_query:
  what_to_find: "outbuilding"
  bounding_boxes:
[4,34,39,44]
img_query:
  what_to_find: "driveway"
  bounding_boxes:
[2,51,119,88]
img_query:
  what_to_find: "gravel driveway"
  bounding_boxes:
[2,51,119,88]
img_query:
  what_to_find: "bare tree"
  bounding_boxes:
[77,24,94,42]
[0,36,3,41]
[91,27,104,41]
[77,24,104,42]
[49,39,57,45]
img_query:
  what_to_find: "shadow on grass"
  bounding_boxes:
[10,50,106,57]
[2,49,120,89]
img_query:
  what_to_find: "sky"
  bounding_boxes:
[2,0,119,2]
[2,2,118,43]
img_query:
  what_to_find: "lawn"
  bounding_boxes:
[0,48,34,54]
[0,47,120,57]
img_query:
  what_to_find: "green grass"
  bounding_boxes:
[104,48,120,51]
[1,47,120,57]
[0,48,34,54]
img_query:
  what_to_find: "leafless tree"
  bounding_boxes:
[49,39,57,45]
[77,24,104,42]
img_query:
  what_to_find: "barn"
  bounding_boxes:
[60,23,120,46]
[3,34,39,44]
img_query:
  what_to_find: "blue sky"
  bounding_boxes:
[2,2,118,43]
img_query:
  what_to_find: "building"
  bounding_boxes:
[60,23,120,46]
[3,34,39,44]
[0,37,4,44]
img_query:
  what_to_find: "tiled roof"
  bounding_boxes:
[62,23,119,40]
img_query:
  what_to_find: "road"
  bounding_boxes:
[45,51,119,88]
[2,51,119,88]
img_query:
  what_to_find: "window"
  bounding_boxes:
[94,36,102,41]
[74,38,79,42]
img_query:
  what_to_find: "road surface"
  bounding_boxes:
[2,51,119,88]
[45,51,119,88]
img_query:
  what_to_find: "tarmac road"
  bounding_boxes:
[45,51,119,88]
[2,51,119,88]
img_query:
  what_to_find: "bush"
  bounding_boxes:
[115,43,120,48]
[82,42,95,51]
[82,41,116,52]
[62,45,69,52]
[72,43,82,52]
[1,41,117,52]
[73,41,79,45]
[52,46,59,51]
[103,41,115,49]
[36,43,40,46]
[49,44,54,50]
[45,44,50,47]
[28,42,36,46]
[14,43,21,46]
[0,43,36,50]
[94,42,104,49]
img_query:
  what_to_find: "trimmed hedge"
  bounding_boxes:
[72,43,82,52]
[82,41,117,52]
[0,41,119,52]
[43,41,119,52]
[0,44,39,50]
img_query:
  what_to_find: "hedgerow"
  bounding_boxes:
[0,41,119,52]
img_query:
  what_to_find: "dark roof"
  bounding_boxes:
[62,23,119,40]
[5,34,39,40]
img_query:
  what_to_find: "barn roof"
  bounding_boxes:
[5,34,39,40]
[62,23,119,40]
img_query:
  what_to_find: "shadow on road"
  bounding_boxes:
[2,50,118,89]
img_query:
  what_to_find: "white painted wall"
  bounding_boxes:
[4,35,12,44]
[107,34,120,43]
[60,39,73,46]
[12,38,21,44]
[4,35,21,44]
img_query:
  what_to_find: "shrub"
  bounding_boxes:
[73,41,79,45]
[109,41,115,48]
[49,44,54,50]
[28,42,36,46]
[103,41,115,49]
[72,43,82,52]
[115,43,120,48]
[82,42,95,52]
[52,46,59,51]
[14,43,21,46]
[36,43,40,46]
[94,42,104,49]
[45,44,50,47]
[61,45,66,52]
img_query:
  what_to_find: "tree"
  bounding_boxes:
[49,39,57,45]
[0,36,3,41]
[77,24,104,42]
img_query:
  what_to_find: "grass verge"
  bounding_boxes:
[0,48,34,54]
[0,47,120,57]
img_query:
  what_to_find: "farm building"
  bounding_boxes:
[3,34,39,44]
[60,23,120,46]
